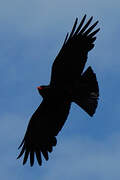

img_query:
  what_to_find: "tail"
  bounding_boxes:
[72,66,99,116]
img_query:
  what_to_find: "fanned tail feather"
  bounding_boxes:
[72,66,99,116]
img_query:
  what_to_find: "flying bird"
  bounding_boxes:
[17,15,100,166]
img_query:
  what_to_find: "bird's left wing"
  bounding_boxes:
[50,15,100,89]
[17,98,71,166]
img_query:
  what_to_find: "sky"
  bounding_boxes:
[0,0,120,179]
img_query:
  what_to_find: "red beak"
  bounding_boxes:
[37,86,43,90]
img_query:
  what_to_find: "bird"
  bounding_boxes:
[17,14,100,167]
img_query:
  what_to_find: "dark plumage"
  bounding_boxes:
[17,15,100,166]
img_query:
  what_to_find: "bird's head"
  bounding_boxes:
[37,85,50,98]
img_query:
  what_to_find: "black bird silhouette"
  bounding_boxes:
[17,15,100,166]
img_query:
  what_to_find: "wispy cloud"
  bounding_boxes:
[1,123,120,180]
[42,133,120,180]
[1,112,120,180]
[0,0,120,179]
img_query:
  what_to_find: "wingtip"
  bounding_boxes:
[88,28,100,38]
[23,150,29,165]
[95,28,100,35]
[30,162,34,167]
[88,16,93,24]
[82,14,87,21]
[16,155,20,160]
[97,28,100,32]
[96,20,99,24]
[90,16,93,20]
[36,151,42,166]
[18,139,24,149]
[75,17,78,24]
[93,21,99,28]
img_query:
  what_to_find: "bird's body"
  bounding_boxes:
[17,15,100,166]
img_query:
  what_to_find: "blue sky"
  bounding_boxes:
[0,0,120,179]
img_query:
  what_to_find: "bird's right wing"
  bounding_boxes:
[50,15,100,89]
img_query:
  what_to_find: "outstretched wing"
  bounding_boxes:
[17,98,71,166]
[50,15,100,89]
